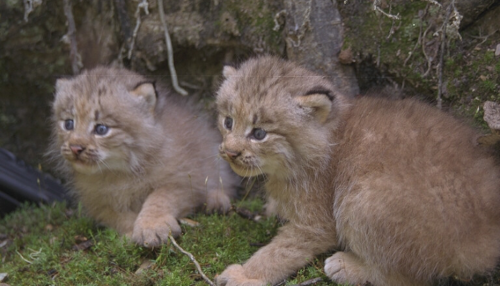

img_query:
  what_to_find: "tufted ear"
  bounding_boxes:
[294,90,334,123]
[55,78,71,94]
[131,81,157,111]
[54,78,72,102]
[222,65,237,78]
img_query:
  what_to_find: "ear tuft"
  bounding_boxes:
[131,81,157,111]
[294,93,333,123]
[222,65,237,78]
[55,78,71,92]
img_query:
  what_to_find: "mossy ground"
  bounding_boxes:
[2,199,500,286]
[0,199,335,286]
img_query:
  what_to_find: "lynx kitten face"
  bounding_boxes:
[215,56,500,286]
[49,67,238,247]
[55,74,157,174]
[217,61,347,181]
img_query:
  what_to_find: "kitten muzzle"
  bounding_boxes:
[70,144,86,156]
[224,149,241,160]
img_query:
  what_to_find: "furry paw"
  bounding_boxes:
[131,214,181,247]
[264,197,279,217]
[324,252,368,285]
[206,190,232,214]
[216,264,266,286]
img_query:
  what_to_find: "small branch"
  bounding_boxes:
[437,3,453,110]
[128,0,149,59]
[62,0,82,75]
[373,0,401,20]
[23,0,42,22]
[15,249,33,264]
[421,23,434,77]
[472,30,498,48]
[273,10,286,31]
[404,4,428,66]
[157,0,188,96]
[169,235,215,286]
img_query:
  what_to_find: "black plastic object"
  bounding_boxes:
[0,148,68,217]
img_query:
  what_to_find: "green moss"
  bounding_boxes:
[481,80,497,92]
[217,0,282,53]
[1,201,296,285]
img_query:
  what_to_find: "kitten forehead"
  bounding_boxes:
[217,56,334,108]
[57,67,149,99]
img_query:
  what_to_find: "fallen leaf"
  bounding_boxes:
[74,235,88,243]
[483,101,500,130]
[72,240,93,251]
[338,48,353,64]
[179,218,200,227]
[135,259,154,275]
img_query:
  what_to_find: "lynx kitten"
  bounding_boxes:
[215,56,500,286]
[49,67,238,247]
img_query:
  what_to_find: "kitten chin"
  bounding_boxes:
[215,56,500,286]
[49,66,238,247]
[68,161,100,174]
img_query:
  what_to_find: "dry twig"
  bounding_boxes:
[128,0,149,59]
[288,277,324,286]
[62,0,82,75]
[157,0,188,96]
[23,0,42,22]
[404,4,428,66]
[421,23,435,77]
[168,235,215,286]
[437,3,453,110]
[373,0,400,20]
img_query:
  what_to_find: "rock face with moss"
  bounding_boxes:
[338,0,500,121]
[0,0,499,169]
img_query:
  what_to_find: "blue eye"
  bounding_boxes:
[224,117,233,130]
[94,124,109,135]
[64,119,74,130]
[252,128,267,140]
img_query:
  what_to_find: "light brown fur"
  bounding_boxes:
[49,67,238,247]
[215,56,500,286]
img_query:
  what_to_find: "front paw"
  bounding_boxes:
[131,214,181,247]
[206,190,232,214]
[216,264,266,286]
[324,252,368,285]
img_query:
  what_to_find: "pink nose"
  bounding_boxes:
[225,149,241,159]
[70,144,85,155]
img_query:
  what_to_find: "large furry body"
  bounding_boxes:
[215,56,500,286]
[49,67,238,247]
